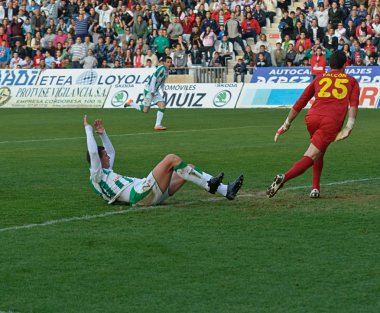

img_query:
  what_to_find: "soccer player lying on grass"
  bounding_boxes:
[84,116,244,206]
[124,56,171,131]
[267,50,360,199]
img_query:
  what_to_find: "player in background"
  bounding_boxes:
[84,116,244,206]
[267,51,360,198]
[124,56,171,131]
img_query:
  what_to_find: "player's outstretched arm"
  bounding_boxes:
[84,115,102,181]
[274,108,299,142]
[94,119,115,169]
[335,106,358,141]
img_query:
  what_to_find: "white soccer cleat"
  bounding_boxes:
[154,125,167,131]
[266,174,285,198]
[309,189,320,198]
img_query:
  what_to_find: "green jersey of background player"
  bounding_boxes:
[84,116,244,206]
[124,56,171,131]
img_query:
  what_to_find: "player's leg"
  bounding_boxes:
[267,143,320,198]
[154,101,167,130]
[310,152,324,198]
[152,154,224,195]
[124,89,151,113]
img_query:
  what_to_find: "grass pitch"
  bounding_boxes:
[0,109,379,313]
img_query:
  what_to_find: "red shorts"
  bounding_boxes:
[306,114,343,152]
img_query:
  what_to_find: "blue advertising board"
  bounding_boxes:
[251,66,380,84]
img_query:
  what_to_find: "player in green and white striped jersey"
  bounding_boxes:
[124,56,171,131]
[84,116,244,206]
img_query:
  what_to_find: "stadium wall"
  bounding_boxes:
[0,68,379,109]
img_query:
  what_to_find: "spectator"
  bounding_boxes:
[293,20,307,41]
[94,36,107,66]
[188,42,202,66]
[75,11,90,42]
[31,9,46,34]
[83,36,95,55]
[367,54,378,66]
[356,21,374,47]
[243,45,255,73]
[273,41,286,66]
[0,26,9,47]
[277,0,291,13]
[9,51,22,68]
[44,50,56,68]
[285,43,297,63]
[173,42,187,73]
[294,45,306,66]
[225,12,245,52]
[353,54,364,66]
[328,1,345,29]
[295,32,312,51]
[42,27,56,49]
[252,4,267,28]
[255,45,272,66]
[145,58,153,68]
[279,11,294,40]
[241,12,261,43]
[344,7,361,29]
[9,16,24,48]
[70,37,86,68]
[31,31,42,56]
[255,52,269,67]
[209,51,222,67]
[371,14,380,47]
[314,4,329,31]
[133,15,149,41]
[144,48,158,67]
[306,45,327,78]
[95,3,113,29]
[167,16,183,47]
[153,28,170,60]
[0,39,11,68]
[200,25,217,62]
[181,15,193,44]
[254,33,272,53]
[19,42,33,59]
[80,49,98,69]
[56,18,68,33]
[323,28,339,51]
[263,0,277,24]
[217,34,234,66]
[54,30,68,48]
[133,47,144,68]
[233,58,247,82]
[100,59,109,68]
[202,11,219,33]
[281,34,295,52]
[20,55,33,69]
[124,49,133,68]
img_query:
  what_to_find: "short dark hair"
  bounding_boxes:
[329,51,347,70]
[86,146,105,164]
[164,55,172,62]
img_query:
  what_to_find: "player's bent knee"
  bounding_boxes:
[164,153,181,166]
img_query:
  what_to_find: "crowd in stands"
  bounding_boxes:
[0,0,379,74]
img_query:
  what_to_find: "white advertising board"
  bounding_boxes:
[237,83,380,108]
[103,83,243,109]
[0,85,110,108]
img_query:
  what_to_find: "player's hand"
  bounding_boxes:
[94,119,105,134]
[335,127,352,141]
[274,119,291,142]
[84,115,90,127]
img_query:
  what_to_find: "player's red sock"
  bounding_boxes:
[312,154,324,190]
[284,156,314,182]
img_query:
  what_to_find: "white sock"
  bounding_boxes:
[155,110,164,126]
[203,173,228,196]
[174,162,209,190]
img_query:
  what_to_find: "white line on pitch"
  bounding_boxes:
[0,176,379,234]
[0,125,271,145]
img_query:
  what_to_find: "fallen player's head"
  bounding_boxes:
[87,146,110,168]
[329,51,347,70]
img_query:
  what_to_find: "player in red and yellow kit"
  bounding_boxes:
[267,51,360,198]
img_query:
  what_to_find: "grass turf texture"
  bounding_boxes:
[0,109,379,313]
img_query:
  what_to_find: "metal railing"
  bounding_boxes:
[170,66,228,83]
